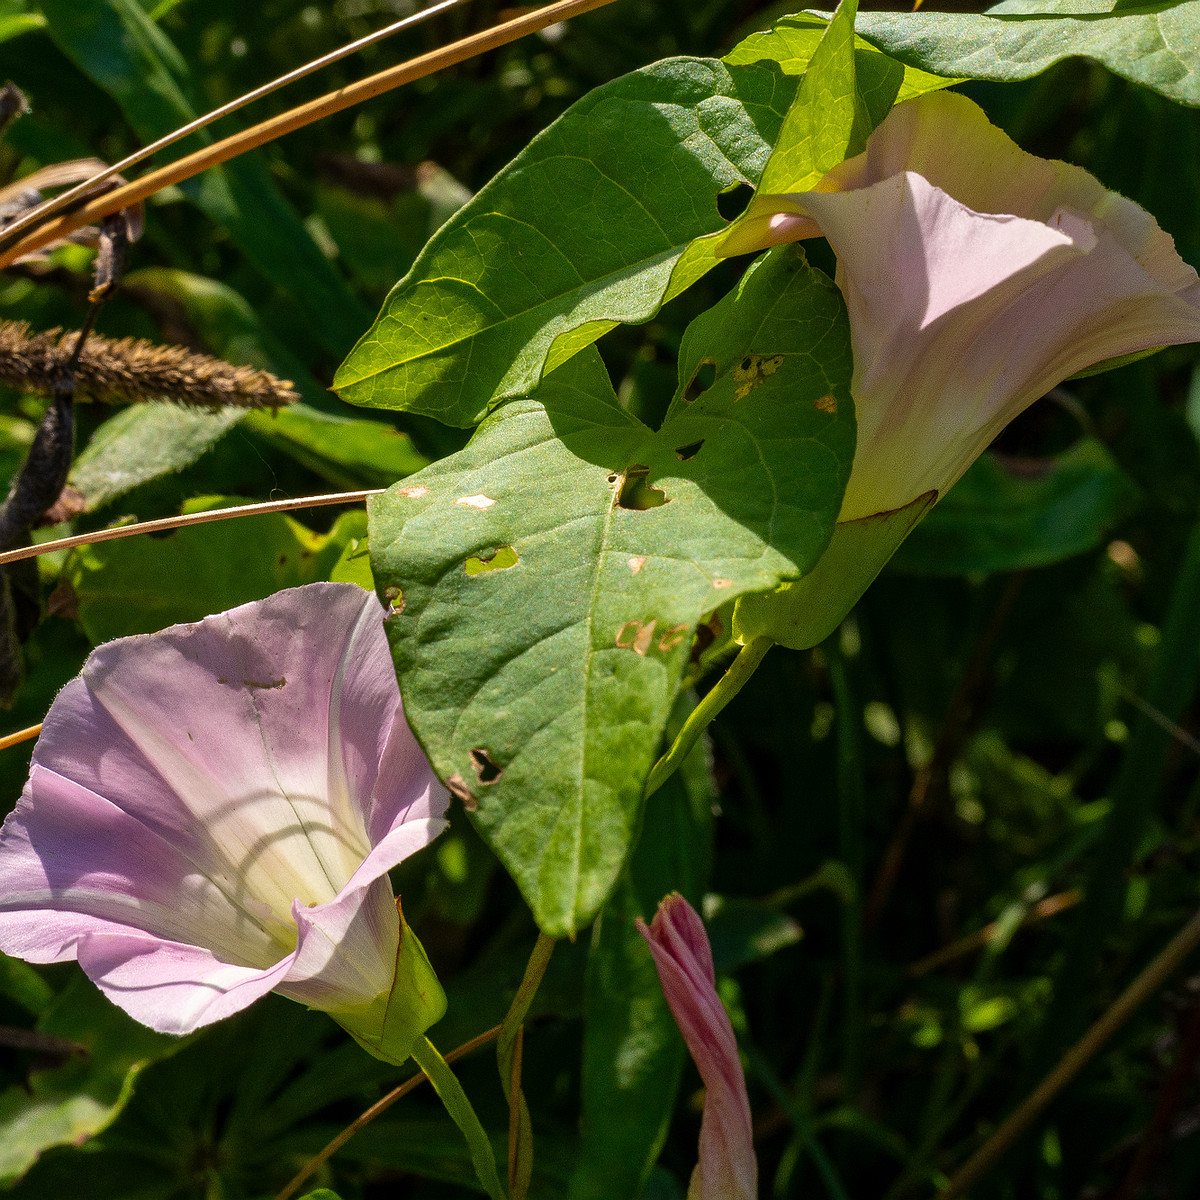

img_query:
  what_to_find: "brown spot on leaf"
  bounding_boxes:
[713,579,733,589]
[456,494,495,509]
[658,623,690,652]
[814,393,837,414]
[627,555,647,574]
[399,485,429,498]
[244,677,286,690]
[446,773,477,811]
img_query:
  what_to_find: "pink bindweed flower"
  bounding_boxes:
[637,893,756,1200]
[0,582,449,1064]
[729,90,1200,649]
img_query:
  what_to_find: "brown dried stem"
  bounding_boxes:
[0,0,621,268]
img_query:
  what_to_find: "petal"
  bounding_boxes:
[0,766,288,967]
[27,584,390,925]
[802,173,1200,520]
[75,933,291,1035]
[639,895,756,1200]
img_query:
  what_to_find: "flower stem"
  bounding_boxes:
[412,1035,508,1200]
[496,932,556,1200]
[644,636,772,799]
[938,902,1200,1199]
[274,1023,501,1200]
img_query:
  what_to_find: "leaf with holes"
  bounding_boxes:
[334,57,800,427]
[855,0,1200,108]
[368,246,855,935]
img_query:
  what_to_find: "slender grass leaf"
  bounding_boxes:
[369,247,854,935]
[855,0,1200,107]
[335,57,800,427]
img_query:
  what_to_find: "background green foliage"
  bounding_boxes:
[2,1,1200,1199]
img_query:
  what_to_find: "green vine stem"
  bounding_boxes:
[938,902,1200,1199]
[644,636,773,799]
[411,1036,508,1200]
[496,931,556,1200]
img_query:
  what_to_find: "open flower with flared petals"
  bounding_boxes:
[638,893,756,1200]
[0,582,449,1064]
[729,90,1200,649]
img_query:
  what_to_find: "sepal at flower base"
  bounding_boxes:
[735,491,935,650]
[315,896,446,1067]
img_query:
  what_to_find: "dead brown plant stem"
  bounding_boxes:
[0,0,621,267]
[864,571,1026,930]
[906,889,1082,979]
[274,1023,502,1200]
[0,490,384,569]
[0,723,41,751]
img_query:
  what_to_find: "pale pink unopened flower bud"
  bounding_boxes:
[638,893,757,1200]
[729,91,1200,649]
[0,583,449,1064]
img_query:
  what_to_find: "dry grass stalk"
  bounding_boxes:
[0,320,298,411]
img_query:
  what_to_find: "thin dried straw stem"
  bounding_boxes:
[0,0,621,267]
[275,1023,502,1200]
[0,490,384,568]
[0,723,41,751]
[0,0,476,250]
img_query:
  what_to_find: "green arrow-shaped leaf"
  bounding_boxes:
[856,0,1200,108]
[369,247,855,935]
[334,58,799,428]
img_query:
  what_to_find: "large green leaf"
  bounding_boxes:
[335,57,799,427]
[725,10,959,106]
[855,0,1200,107]
[39,0,371,357]
[368,247,855,935]
[892,440,1141,576]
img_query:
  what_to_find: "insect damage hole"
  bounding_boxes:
[675,439,704,462]
[683,359,716,403]
[470,747,503,785]
[617,464,668,510]
[464,545,519,576]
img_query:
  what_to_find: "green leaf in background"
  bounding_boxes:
[0,12,42,40]
[0,975,185,1187]
[855,0,1200,108]
[891,439,1141,576]
[38,0,371,358]
[63,500,370,642]
[70,404,245,512]
[570,695,714,1200]
[725,10,958,107]
[335,57,799,427]
[369,247,854,936]
[246,407,428,491]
